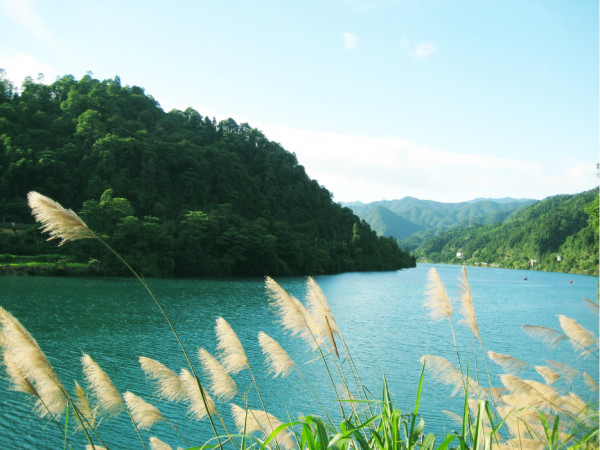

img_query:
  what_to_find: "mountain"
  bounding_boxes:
[415,189,598,275]
[343,197,535,248]
[363,205,425,241]
[0,72,415,277]
[466,197,535,204]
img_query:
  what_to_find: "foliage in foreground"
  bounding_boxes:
[0,192,597,449]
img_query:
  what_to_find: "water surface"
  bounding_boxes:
[0,264,597,448]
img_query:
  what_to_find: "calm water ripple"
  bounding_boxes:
[0,264,597,448]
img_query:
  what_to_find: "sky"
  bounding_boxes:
[0,0,597,203]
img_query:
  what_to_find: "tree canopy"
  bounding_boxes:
[0,71,415,277]
[414,190,598,275]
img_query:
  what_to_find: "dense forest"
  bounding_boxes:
[413,189,598,275]
[0,71,415,277]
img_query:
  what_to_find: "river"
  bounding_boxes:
[0,264,597,448]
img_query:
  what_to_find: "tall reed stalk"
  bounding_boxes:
[26,191,223,449]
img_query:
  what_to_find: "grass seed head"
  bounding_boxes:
[215,317,248,374]
[306,275,339,334]
[546,360,580,385]
[534,365,560,385]
[3,351,38,397]
[123,391,163,430]
[459,267,480,341]
[28,191,95,246]
[557,315,598,358]
[139,356,185,402]
[198,347,238,400]
[583,372,599,391]
[149,436,174,450]
[425,268,453,321]
[257,331,295,378]
[231,404,295,450]
[179,368,217,420]
[0,307,67,418]
[488,351,528,375]
[74,380,97,429]
[81,353,123,416]
[265,277,324,350]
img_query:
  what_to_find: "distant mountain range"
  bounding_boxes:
[343,197,536,249]
[344,190,599,275]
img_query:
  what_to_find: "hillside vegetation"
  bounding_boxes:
[0,72,414,276]
[415,189,598,275]
[344,197,534,249]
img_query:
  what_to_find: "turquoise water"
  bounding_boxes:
[0,264,597,448]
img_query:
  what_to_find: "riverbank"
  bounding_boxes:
[416,257,599,276]
[0,254,100,276]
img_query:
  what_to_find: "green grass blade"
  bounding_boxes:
[408,358,427,449]
[421,433,436,449]
[550,415,560,449]
[435,433,457,450]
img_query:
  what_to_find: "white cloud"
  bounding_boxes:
[400,38,437,58]
[409,41,437,58]
[0,51,60,86]
[0,0,64,52]
[342,32,358,50]
[252,122,597,203]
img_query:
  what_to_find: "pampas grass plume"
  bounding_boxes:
[0,307,67,418]
[421,354,482,397]
[149,437,174,450]
[81,353,123,416]
[74,380,97,429]
[488,351,528,375]
[522,325,566,349]
[265,277,323,350]
[257,331,295,378]
[459,267,480,341]
[425,268,452,321]
[123,391,163,430]
[583,297,599,315]
[500,374,561,413]
[534,366,560,385]
[306,277,339,357]
[179,368,217,421]
[546,360,579,385]
[139,356,184,402]
[3,351,38,397]
[306,276,339,334]
[27,191,95,245]
[198,347,238,400]
[557,315,598,358]
[583,372,599,391]
[215,317,248,374]
[231,404,295,450]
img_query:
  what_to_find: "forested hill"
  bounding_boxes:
[415,189,599,275]
[0,72,415,277]
[343,197,535,248]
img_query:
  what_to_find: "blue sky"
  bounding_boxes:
[0,0,597,202]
